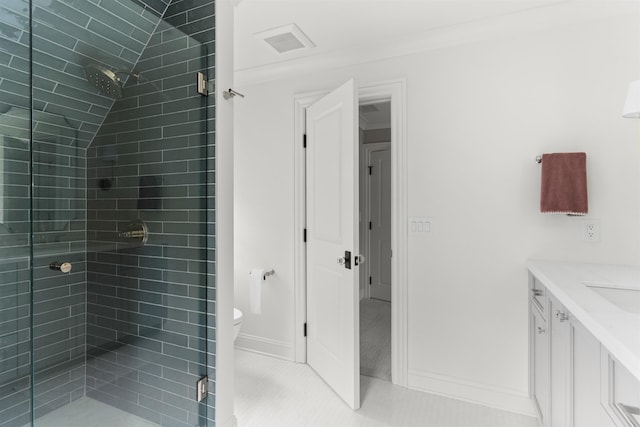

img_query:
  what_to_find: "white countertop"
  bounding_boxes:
[527,260,640,382]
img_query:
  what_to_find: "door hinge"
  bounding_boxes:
[304,322,307,337]
[369,276,372,285]
[368,165,373,175]
[303,228,307,242]
[196,376,208,402]
[369,221,372,230]
[197,72,210,96]
[303,134,307,148]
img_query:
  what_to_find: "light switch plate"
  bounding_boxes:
[409,217,433,236]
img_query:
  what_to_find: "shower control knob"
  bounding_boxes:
[50,262,72,273]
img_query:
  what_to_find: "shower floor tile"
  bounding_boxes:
[27,397,160,427]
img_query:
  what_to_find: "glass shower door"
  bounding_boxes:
[0,2,33,425]
[0,1,216,426]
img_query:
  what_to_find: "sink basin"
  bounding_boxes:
[585,283,640,314]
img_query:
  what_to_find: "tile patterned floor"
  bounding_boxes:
[235,349,538,427]
[360,298,392,381]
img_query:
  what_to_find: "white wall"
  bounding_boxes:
[233,14,640,414]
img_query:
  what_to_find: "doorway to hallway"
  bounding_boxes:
[359,101,392,382]
[292,79,408,409]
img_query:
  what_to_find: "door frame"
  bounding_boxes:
[362,141,391,301]
[293,79,408,387]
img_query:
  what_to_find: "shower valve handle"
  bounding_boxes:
[50,262,72,273]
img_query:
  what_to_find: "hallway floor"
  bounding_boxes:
[234,350,538,427]
[360,298,391,381]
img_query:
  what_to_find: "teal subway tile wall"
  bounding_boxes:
[0,0,216,426]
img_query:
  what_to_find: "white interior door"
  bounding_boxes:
[368,146,392,302]
[306,79,360,410]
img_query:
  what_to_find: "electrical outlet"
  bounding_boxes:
[582,219,600,242]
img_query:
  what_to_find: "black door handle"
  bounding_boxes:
[344,251,351,269]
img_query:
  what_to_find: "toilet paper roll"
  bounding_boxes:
[249,269,264,314]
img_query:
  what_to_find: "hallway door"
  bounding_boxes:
[368,145,392,301]
[305,79,360,410]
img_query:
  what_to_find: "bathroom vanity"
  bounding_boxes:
[527,260,640,427]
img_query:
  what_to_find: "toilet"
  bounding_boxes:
[233,308,243,341]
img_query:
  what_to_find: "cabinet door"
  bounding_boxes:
[531,305,550,425]
[550,297,571,427]
[572,319,615,426]
[601,349,640,427]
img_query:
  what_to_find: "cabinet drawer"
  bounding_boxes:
[530,275,547,317]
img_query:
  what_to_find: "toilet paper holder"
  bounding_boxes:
[250,269,275,280]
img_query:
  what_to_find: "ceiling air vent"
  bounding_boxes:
[255,23,315,54]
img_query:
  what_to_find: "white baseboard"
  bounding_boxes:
[235,333,293,361]
[408,369,536,417]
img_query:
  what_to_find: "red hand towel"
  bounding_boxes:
[540,152,588,215]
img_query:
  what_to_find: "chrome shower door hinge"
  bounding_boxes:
[196,376,209,402]
[197,72,211,96]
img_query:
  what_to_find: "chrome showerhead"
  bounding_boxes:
[85,64,141,99]
[85,63,123,99]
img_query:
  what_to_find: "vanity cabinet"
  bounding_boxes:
[529,273,627,427]
[528,261,640,427]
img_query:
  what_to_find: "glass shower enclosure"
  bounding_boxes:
[0,1,216,426]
